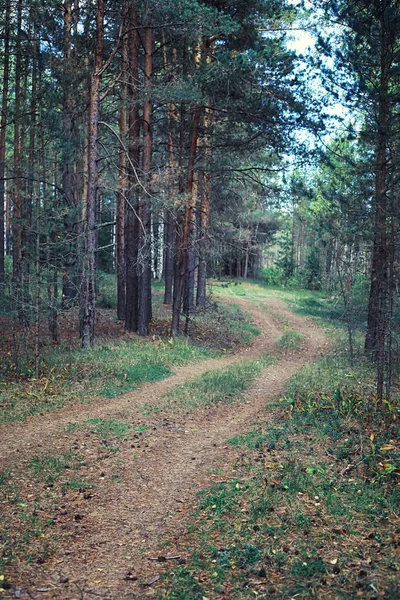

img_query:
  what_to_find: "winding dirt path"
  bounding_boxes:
[2,295,328,599]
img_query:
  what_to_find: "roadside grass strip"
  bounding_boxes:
[0,340,217,424]
[161,355,277,411]
[153,350,399,599]
[154,407,399,599]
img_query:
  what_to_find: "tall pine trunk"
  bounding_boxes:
[163,46,178,305]
[137,23,154,336]
[197,101,214,307]
[0,0,11,284]
[61,1,77,308]
[116,1,128,320]
[364,6,390,398]
[12,0,23,321]
[171,106,201,336]
[125,2,140,333]
[81,0,104,348]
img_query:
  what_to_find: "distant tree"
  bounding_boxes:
[319,0,400,397]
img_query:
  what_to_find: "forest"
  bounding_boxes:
[0,0,399,599]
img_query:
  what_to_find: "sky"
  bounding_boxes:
[285,0,355,142]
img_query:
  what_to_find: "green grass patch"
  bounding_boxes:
[164,355,276,410]
[155,408,399,599]
[28,450,83,484]
[0,339,217,424]
[278,329,305,351]
[284,353,377,400]
[86,418,133,439]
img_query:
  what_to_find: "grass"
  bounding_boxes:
[86,418,134,439]
[188,301,261,348]
[0,280,262,424]
[28,449,81,484]
[278,329,305,351]
[212,277,369,332]
[154,400,399,599]
[285,353,377,399]
[0,449,91,577]
[2,279,398,596]
[149,284,399,598]
[0,339,217,424]
[160,355,276,411]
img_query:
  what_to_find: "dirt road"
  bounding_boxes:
[1,296,328,599]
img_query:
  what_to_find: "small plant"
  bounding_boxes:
[228,429,268,449]
[278,329,305,351]
[86,418,133,439]
[29,450,79,483]
[62,478,91,492]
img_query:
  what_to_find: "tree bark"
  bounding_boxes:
[364,5,390,399]
[12,0,23,321]
[62,1,78,308]
[125,2,141,333]
[80,0,104,348]
[172,105,201,336]
[183,166,198,316]
[163,45,178,305]
[116,0,128,320]
[137,22,154,336]
[0,0,11,284]
[197,100,214,307]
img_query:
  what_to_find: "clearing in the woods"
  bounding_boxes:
[1,283,399,599]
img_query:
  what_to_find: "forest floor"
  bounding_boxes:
[1,285,399,599]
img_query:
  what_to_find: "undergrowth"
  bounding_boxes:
[154,390,399,599]
[0,281,261,424]
[278,329,305,351]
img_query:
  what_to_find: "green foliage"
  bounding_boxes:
[186,299,261,348]
[283,387,400,485]
[275,231,296,284]
[96,271,117,309]
[304,246,322,291]
[285,353,376,399]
